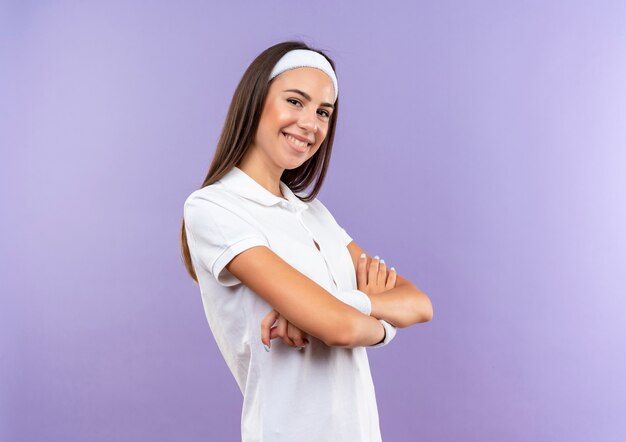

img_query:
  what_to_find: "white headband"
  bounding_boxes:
[269,49,338,103]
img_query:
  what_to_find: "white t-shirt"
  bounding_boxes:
[183,166,390,441]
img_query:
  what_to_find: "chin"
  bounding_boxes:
[282,158,306,170]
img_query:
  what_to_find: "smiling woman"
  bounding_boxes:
[253,65,336,165]
[179,40,431,442]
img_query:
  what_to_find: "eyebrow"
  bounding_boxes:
[282,89,335,110]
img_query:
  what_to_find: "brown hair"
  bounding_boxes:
[180,40,340,283]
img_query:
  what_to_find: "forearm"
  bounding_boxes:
[331,288,397,348]
[369,284,433,328]
[335,314,386,348]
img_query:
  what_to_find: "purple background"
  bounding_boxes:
[2,1,625,441]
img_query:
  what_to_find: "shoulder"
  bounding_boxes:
[184,182,230,207]
[184,182,264,227]
[305,195,339,221]
[183,183,247,217]
[183,184,261,237]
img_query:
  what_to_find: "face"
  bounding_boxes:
[251,67,336,169]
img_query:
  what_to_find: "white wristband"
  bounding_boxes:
[332,289,372,316]
[369,319,397,348]
[332,289,398,347]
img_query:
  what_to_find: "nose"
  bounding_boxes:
[297,109,318,133]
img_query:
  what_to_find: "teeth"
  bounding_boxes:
[285,133,309,148]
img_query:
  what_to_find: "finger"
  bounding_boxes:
[278,316,295,346]
[356,252,368,290]
[377,258,387,287]
[287,322,306,347]
[261,309,280,347]
[386,266,397,290]
[296,332,310,350]
[270,324,280,340]
[368,255,380,288]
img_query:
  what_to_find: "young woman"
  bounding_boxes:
[180,41,433,442]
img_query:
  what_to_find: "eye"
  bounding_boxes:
[287,98,331,119]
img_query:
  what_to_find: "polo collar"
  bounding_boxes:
[218,166,309,212]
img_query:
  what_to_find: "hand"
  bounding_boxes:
[261,308,310,350]
[357,254,396,297]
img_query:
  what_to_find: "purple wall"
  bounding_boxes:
[2,1,625,440]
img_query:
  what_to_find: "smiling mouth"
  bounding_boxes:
[282,132,311,152]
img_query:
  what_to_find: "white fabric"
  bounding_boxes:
[332,288,372,316]
[269,49,338,102]
[371,319,398,347]
[183,166,397,441]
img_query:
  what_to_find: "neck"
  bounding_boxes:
[235,156,286,200]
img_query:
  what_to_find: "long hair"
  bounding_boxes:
[180,41,340,283]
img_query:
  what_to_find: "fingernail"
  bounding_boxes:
[374,255,379,260]
[380,259,385,264]
[390,267,395,272]
[360,253,366,259]
[263,344,270,352]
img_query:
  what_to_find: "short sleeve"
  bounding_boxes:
[184,193,270,287]
[337,226,353,247]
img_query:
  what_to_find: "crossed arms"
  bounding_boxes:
[225,239,433,348]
